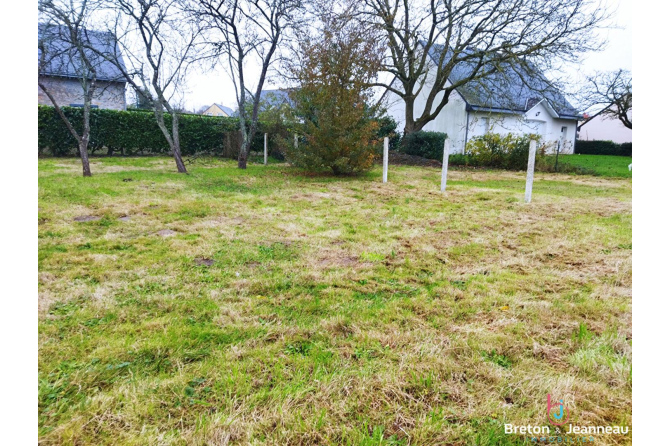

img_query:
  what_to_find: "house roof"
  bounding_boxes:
[38,23,126,83]
[213,104,234,115]
[426,44,581,120]
[259,89,293,108]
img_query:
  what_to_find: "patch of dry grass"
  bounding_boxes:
[39,157,632,445]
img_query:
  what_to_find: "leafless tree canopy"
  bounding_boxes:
[187,0,302,169]
[362,0,611,134]
[97,0,204,173]
[579,69,632,129]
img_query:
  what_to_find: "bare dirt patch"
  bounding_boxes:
[156,229,177,237]
[73,215,101,222]
[194,257,214,266]
[317,252,360,268]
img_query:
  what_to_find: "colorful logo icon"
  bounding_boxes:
[547,394,570,426]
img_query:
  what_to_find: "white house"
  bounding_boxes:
[385,45,582,154]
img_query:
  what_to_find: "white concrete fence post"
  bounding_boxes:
[525,139,537,203]
[441,138,450,192]
[294,134,298,150]
[382,137,389,183]
[264,133,268,165]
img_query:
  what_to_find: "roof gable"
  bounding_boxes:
[38,23,126,83]
[525,99,559,119]
[214,104,234,115]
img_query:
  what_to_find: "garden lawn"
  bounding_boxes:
[555,154,632,178]
[39,157,632,445]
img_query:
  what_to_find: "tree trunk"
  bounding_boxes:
[238,136,248,169]
[403,97,421,135]
[171,112,187,173]
[81,97,93,177]
[79,138,92,177]
[153,107,187,173]
[238,121,249,169]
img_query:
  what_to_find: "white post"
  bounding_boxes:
[382,137,389,183]
[264,133,268,165]
[294,134,298,149]
[525,139,537,203]
[441,138,450,192]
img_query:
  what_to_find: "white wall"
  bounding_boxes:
[462,104,576,154]
[578,112,632,143]
[385,66,468,154]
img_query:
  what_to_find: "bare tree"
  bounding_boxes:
[188,0,301,169]
[362,0,611,135]
[39,0,109,177]
[99,0,201,173]
[578,69,632,130]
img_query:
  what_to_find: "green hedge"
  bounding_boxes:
[575,140,632,156]
[38,105,281,157]
[399,131,447,160]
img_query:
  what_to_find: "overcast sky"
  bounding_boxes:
[179,0,632,112]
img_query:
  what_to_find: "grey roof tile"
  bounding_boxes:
[427,44,580,119]
[214,104,234,115]
[38,23,126,83]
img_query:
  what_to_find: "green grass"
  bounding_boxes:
[39,157,632,445]
[554,154,632,178]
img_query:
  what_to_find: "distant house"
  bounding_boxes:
[259,89,293,110]
[201,103,234,117]
[578,107,632,143]
[385,45,582,154]
[226,90,294,117]
[38,24,127,111]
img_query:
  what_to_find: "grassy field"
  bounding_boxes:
[38,157,632,445]
[554,155,632,178]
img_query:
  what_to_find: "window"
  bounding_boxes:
[69,104,99,109]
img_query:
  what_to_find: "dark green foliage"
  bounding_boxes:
[376,116,401,152]
[575,140,632,156]
[38,105,280,158]
[400,131,447,160]
[448,154,468,166]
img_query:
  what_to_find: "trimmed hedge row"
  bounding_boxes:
[38,105,274,157]
[400,131,447,160]
[575,140,632,156]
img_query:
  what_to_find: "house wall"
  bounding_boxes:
[578,112,632,143]
[385,64,577,154]
[385,66,468,154]
[466,103,577,154]
[202,104,230,117]
[38,76,126,111]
